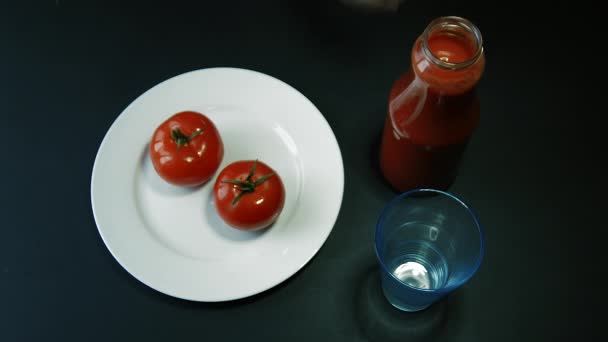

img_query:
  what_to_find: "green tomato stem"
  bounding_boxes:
[171,127,202,150]
[221,160,275,206]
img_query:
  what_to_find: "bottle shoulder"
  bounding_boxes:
[388,70,480,145]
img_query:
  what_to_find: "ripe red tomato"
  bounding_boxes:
[149,111,224,187]
[213,160,285,230]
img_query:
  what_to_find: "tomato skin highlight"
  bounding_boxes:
[213,160,285,231]
[149,111,224,187]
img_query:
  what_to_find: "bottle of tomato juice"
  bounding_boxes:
[379,16,485,192]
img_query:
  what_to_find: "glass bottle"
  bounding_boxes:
[379,16,485,192]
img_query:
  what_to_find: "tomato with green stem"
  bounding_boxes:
[149,111,224,187]
[213,160,285,230]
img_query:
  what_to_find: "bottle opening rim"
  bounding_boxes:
[421,16,484,70]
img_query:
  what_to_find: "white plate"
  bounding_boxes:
[91,68,344,301]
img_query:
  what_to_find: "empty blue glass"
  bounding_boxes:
[375,189,484,311]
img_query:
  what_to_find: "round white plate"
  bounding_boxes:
[91,68,344,301]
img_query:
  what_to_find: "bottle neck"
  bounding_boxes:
[411,16,485,95]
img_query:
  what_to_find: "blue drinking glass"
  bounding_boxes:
[374,189,484,311]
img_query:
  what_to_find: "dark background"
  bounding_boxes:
[1,0,604,341]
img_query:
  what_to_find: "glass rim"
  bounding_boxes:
[374,188,485,294]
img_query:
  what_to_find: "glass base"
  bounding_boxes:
[382,287,432,312]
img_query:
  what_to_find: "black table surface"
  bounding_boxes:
[2,1,604,341]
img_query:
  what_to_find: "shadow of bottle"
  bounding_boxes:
[354,264,464,342]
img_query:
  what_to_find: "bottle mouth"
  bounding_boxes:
[421,16,484,70]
